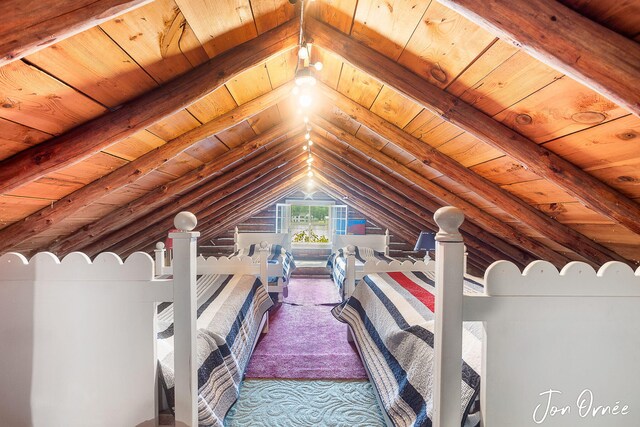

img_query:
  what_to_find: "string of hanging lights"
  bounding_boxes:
[290,0,321,193]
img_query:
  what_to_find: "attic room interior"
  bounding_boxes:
[0,0,638,426]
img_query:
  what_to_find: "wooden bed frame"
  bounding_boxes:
[233,227,290,298]
[331,229,390,255]
[0,212,270,427]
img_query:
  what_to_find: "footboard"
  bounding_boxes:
[0,251,172,427]
[432,206,640,427]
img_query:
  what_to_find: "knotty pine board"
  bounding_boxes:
[0,60,105,134]
[265,47,298,89]
[251,0,295,34]
[102,130,167,161]
[175,0,257,58]
[186,85,238,123]
[146,109,201,140]
[398,1,495,89]
[0,118,50,161]
[225,64,273,105]
[369,85,423,129]
[26,27,158,108]
[351,0,430,61]
[247,105,283,134]
[336,62,384,108]
[309,0,358,34]
[494,76,629,143]
[99,0,205,84]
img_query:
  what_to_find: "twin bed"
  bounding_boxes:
[1,208,638,426]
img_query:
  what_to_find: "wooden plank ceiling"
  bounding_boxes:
[0,0,638,271]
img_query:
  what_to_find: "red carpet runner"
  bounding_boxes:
[244,277,367,380]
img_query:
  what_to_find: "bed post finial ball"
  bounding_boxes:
[259,241,269,249]
[156,242,165,250]
[434,206,464,242]
[346,244,356,253]
[174,211,197,231]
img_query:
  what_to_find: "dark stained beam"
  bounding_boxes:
[437,0,640,116]
[0,17,299,194]
[313,150,525,266]
[318,85,630,265]
[307,16,640,238]
[313,116,571,266]
[80,146,306,256]
[46,123,302,255]
[112,156,306,256]
[0,0,153,66]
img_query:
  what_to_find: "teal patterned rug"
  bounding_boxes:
[225,379,386,426]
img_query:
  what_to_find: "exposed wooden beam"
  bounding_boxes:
[320,168,490,270]
[112,157,306,256]
[51,131,304,255]
[318,85,630,266]
[307,17,640,238]
[437,0,640,116]
[313,150,524,266]
[80,146,306,256]
[313,116,571,267]
[0,87,294,253]
[0,17,299,194]
[0,0,153,66]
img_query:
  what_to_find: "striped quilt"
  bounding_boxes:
[327,246,395,295]
[234,244,296,295]
[332,271,483,427]
[157,273,273,427]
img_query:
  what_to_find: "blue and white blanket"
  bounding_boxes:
[332,270,483,427]
[327,246,395,295]
[234,243,296,289]
[157,273,273,427]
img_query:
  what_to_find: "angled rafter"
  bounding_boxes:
[78,144,306,256]
[313,115,571,266]
[111,156,306,256]
[0,17,299,194]
[314,163,496,269]
[0,87,295,253]
[318,84,629,265]
[0,0,153,66]
[307,16,640,237]
[437,0,640,116]
[313,147,528,266]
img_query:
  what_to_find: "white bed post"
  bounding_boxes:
[463,244,468,275]
[432,207,465,427]
[233,226,239,252]
[258,241,269,290]
[384,229,390,256]
[345,245,356,299]
[154,242,166,276]
[171,212,200,427]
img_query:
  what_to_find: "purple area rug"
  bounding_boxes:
[244,277,367,380]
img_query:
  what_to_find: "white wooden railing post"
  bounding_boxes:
[463,244,468,274]
[154,242,166,276]
[171,212,200,427]
[433,206,465,427]
[233,226,239,252]
[258,241,269,290]
[345,245,356,299]
[384,229,390,256]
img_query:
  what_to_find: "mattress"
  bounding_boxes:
[332,270,483,427]
[157,273,273,427]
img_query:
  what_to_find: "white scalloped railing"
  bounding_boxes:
[485,260,640,296]
[0,251,155,281]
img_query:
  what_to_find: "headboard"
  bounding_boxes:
[234,227,290,252]
[331,229,390,254]
[431,206,640,427]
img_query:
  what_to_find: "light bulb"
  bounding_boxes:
[308,140,313,146]
[304,132,311,140]
[314,62,323,71]
[306,157,313,164]
[307,170,313,177]
[303,145,308,151]
[299,93,313,108]
[298,46,309,60]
